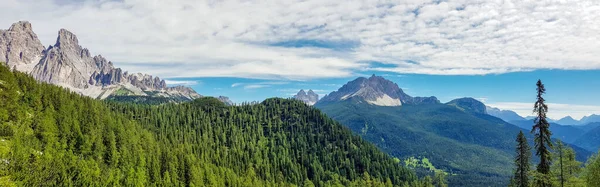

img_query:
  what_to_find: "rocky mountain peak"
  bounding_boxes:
[8,21,34,33]
[297,89,306,95]
[0,21,45,72]
[217,96,234,106]
[293,89,319,105]
[317,75,439,106]
[56,29,80,48]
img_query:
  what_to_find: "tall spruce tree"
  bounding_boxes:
[532,79,553,187]
[514,131,531,187]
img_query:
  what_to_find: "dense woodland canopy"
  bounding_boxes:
[0,65,439,186]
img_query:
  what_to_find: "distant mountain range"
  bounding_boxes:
[292,89,319,105]
[314,75,592,187]
[486,106,527,121]
[485,104,600,152]
[1,21,200,100]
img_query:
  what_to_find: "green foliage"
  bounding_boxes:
[111,87,135,96]
[433,171,447,187]
[404,157,443,174]
[0,65,421,186]
[513,131,531,187]
[105,95,187,105]
[532,170,552,187]
[584,151,600,187]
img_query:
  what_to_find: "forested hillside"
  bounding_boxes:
[315,98,592,187]
[0,65,430,186]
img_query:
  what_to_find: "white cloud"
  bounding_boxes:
[487,102,600,120]
[243,84,269,89]
[2,0,600,78]
[231,81,289,89]
[164,80,199,86]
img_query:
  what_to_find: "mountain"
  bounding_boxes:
[509,120,586,143]
[315,76,592,187]
[0,21,45,72]
[574,125,600,152]
[556,116,581,126]
[317,74,439,106]
[575,122,600,132]
[0,65,423,186]
[446,98,487,114]
[581,114,600,124]
[0,21,200,100]
[292,89,319,105]
[525,116,537,120]
[486,106,527,122]
[217,96,234,106]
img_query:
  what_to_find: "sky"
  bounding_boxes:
[2,0,600,119]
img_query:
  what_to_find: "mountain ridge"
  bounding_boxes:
[292,89,319,105]
[0,21,201,100]
[317,74,439,106]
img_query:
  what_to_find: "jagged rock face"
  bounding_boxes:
[32,29,115,89]
[0,21,45,73]
[127,73,167,91]
[293,89,319,105]
[446,98,487,114]
[318,75,439,106]
[217,96,234,106]
[2,21,201,101]
[165,85,202,99]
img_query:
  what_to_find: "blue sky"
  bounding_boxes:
[3,0,600,119]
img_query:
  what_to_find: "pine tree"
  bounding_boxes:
[583,152,600,187]
[514,131,531,187]
[553,141,565,187]
[551,143,583,187]
[531,79,553,187]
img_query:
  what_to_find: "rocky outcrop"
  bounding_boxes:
[217,96,234,106]
[293,89,319,105]
[1,21,201,100]
[164,85,202,99]
[0,21,45,73]
[317,74,439,106]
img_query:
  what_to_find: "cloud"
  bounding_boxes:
[474,97,488,103]
[164,80,199,86]
[243,84,270,89]
[487,102,600,120]
[3,0,600,78]
[231,81,289,89]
